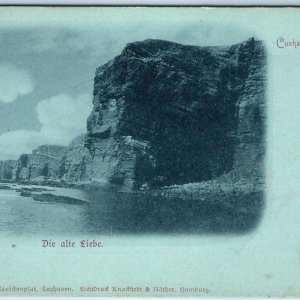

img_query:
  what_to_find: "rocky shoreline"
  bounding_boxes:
[0,175,264,201]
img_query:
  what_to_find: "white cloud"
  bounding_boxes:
[0,64,34,103]
[0,93,92,160]
[37,93,92,145]
[0,130,42,161]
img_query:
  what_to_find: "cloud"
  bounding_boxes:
[37,93,92,145]
[0,93,92,160]
[1,14,254,64]
[0,64,34,103]
[0,130,41,161]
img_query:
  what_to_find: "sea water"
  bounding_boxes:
[0,184,264,236]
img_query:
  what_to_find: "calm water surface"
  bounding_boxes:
[0,184,264,236]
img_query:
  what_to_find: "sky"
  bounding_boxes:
[0,7,258,160]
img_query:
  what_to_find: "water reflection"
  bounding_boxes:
[84,190,265,234]
[0,187,264,236]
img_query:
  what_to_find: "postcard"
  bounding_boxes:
[0,6,299,297]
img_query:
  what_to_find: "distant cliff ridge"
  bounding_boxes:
[0,38,266,193]
[0,145,67,181]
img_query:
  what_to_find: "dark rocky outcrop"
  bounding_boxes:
[30,193,88,205]
[85,38,266,190]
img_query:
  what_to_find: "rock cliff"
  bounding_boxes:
[85,38,266,190]
[0,136,91,183]
[0,160,18,180]
[0,145,67,181]
[61,134,92,182]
